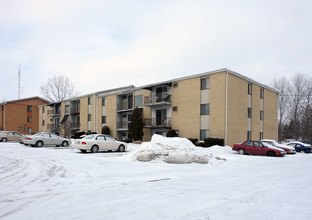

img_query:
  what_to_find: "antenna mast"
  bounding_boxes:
[18,64,21,99]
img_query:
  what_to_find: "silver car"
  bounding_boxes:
[23,132,70,147]
[0,131,24,142]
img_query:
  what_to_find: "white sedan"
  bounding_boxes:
[23,132,70,147]
[73,134,127,153]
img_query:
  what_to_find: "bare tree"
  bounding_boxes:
[301,76,312,140]
[17,124,27,135]
[59,120,73,139]
[272,76,289,141]
[40,75,80,102]
[287,73,307,140]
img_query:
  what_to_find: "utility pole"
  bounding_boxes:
[18,64,21,99]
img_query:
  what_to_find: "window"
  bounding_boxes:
[42,120,45,126]
[96,135,105,141]
[102,97,106,106]
[201,104,210,115]
[27,117,32,122]
[88,114,91,121]
[172,106,178,111]
[247,131,252,140]
[248,82,252,95]
[65,105,69,114]
[248,108,252,118]
[27,128,32,133]
[105,136,114,142]
[260,132,263,140]
[260,87,264,99]
[201,77,210,90]
[27,106,32,112]
[254,142,263,148]
[43,133,50,137]
[200,130,209,141]
[134,95,143,107]
[173,83,178,88]
[42,107,45,113]
[245,141,253,146]
[260,111,264,121]
[102,116,106,124]
[88,97,92,105]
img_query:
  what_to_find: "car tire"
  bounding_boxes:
[238,149,245,155]
[267,151,275,157]
[61,141,69,147]
[91,145,99,153]
[80,150,87,153]
[36,141,43,148]
[1,137,7,142]
[300,150,306,153]
[118,145,125,152]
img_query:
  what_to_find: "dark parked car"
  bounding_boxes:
[233,140,285,157]
[302,140,312,145]
[287,142,312,153]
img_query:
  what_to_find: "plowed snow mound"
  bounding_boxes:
[129,135,212,164]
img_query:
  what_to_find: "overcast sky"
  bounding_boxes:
[1,0,311,102]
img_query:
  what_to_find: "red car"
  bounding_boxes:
[233,140,286,157]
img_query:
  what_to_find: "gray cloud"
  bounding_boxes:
[0,0,311,101]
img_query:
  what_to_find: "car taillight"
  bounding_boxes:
[25,137,32,140]
[82,142,87,145]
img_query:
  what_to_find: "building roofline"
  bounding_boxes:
[0,96,50,106]
[134,68,279,94]
[62,85,136,101]
[33,68,279,107]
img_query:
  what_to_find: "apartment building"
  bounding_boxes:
[38,69,278,146]
[0,97,49,134]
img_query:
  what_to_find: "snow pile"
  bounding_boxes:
[129,135,212,164]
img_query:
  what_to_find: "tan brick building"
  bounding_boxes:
[0,97,49,134]
[38,69,279,146]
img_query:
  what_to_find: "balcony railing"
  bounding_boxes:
[144,117,172,128]
[47,124,59,132]
[144,93,171,105]
[47,109,61,116]
[71,122,80,129]
[117,121,129,129]
[117,102,133,111]
[70,107,80,114]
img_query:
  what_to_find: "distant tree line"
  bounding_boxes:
[272,73,312,141]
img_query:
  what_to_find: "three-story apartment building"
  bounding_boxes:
[38,69,279,146]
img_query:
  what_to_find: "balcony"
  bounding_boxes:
[117,102,133,112]
[117,121,130,130]
[70,107,80,115]
[47,124,59,132]
[47,109,61,117]
[71,122,80,129]
[144,93,171,106]
[144,117,172,128]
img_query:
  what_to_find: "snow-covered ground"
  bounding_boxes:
[1,138,312,220]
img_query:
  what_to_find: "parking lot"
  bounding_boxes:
[1,142,312,220]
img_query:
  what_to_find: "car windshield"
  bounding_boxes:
[272,140,279,145]
[83,135,96,140]
[262,142,271,147]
